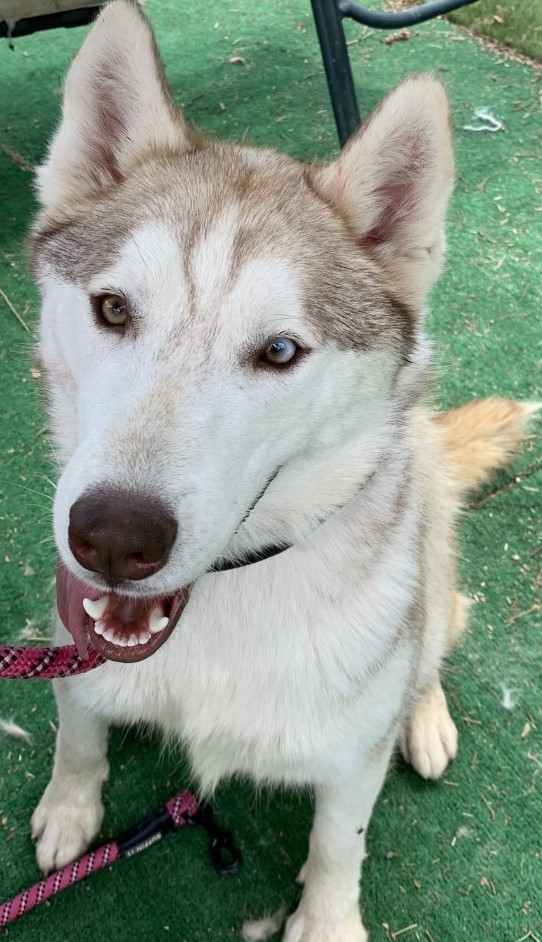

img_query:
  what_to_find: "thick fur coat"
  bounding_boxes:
[30,3,537,938]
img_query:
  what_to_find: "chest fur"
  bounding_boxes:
[73,477,421,787]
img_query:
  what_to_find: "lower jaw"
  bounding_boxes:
[87,587,191,663]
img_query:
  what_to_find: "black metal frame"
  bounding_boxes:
[1,0,479,145]
[310,0,480,145]
[0,6,98,39]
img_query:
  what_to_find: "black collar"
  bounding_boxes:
[209,542,291,572]
[211,461,380,574]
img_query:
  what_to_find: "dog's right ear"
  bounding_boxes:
[37,0,197,209]
[311,76,454,309]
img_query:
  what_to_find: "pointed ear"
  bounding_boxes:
[37,0,198,209]
[312,76,454,307]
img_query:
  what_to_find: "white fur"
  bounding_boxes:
[243,907,288,941]
[31,4,460,938]
[0,718,32,743]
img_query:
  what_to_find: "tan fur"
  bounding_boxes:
[429,398,538,652]
[400,397,537,779]
[435,398,540,492]
[36,0,199,210]
[311,76,454,308]
[28,3,540,936]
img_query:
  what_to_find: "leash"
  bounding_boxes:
[0,790,242,926]
[0,642,243,925]
[0,643,104,679]
[0,552,273,914]
[0,541,293,681]
[0,543,295,916]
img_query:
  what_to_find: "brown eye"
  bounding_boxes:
[92,294,128,329]
[260,338,300,368]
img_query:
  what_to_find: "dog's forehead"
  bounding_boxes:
[33,144,415,352]
[96,216,305,333]
[34,145,326,287]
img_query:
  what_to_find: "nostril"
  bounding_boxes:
[69,534,99,565]
[127,551,161,566]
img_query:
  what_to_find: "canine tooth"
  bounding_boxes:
[83,597,108,620]
[138,630,152,645]
[94,620,106,636]
[151,617,168,634]
[150,607,169,634]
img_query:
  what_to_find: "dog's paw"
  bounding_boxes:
[400,682,458,780]
[283,905,367,942]
[32,775,105,874]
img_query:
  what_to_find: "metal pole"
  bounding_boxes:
[339,0,480,30]
[310,0,361,146]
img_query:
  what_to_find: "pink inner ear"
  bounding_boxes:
[363,129,428,246]
[364,181,411,245]
[87,61,131,185]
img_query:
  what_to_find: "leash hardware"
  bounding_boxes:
[188,802,243,876]
[117,805,175,858]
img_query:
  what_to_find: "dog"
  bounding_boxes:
[29,2,537,938]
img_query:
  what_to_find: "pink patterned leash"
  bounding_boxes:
[0,643,104,679]
[0,790,242,926]
[0,644,242,924]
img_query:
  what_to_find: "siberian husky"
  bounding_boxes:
[29,2,537,938]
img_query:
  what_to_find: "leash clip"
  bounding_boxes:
[188,802,243,876]
[117,805,174,858]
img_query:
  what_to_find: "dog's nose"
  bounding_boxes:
[68,489,178,583]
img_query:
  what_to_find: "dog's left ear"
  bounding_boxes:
[37,0,198,209]
[312,76,454,308]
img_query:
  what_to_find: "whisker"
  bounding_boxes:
[0,479,54,502]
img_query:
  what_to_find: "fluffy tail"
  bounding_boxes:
[435,397,539,493]
[435,397,539,651]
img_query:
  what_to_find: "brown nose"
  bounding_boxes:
[68,488,178,584]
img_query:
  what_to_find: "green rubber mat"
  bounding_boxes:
[0,2,540,940]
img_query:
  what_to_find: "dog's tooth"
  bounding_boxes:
[82,596,109,621]
[127,635,139,647]
[152,617,168,634]
[149,607,169,634]
[94,620,106,636]
[138,630,152,645]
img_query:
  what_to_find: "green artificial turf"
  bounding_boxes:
[1,2,541,941]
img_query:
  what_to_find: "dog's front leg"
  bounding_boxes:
[284,749,392,942]
[32,614,109,874]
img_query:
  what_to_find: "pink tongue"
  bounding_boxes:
[56,559,152,658]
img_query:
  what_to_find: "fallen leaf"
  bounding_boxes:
[385,29,411,46]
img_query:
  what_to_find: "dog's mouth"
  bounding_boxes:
[56,559,191,663]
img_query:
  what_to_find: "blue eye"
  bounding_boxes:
[261,337,300,367]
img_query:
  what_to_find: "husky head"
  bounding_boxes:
[31,0,454,663]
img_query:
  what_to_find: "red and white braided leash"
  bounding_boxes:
[0,644,242,925]
[0,642,104,679]
[0,791,205,927]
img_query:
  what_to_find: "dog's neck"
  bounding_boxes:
[223,346,429,566]
[223,419,403,566]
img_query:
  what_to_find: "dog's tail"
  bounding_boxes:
[434,397,539,650]
[435,397,539,495]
